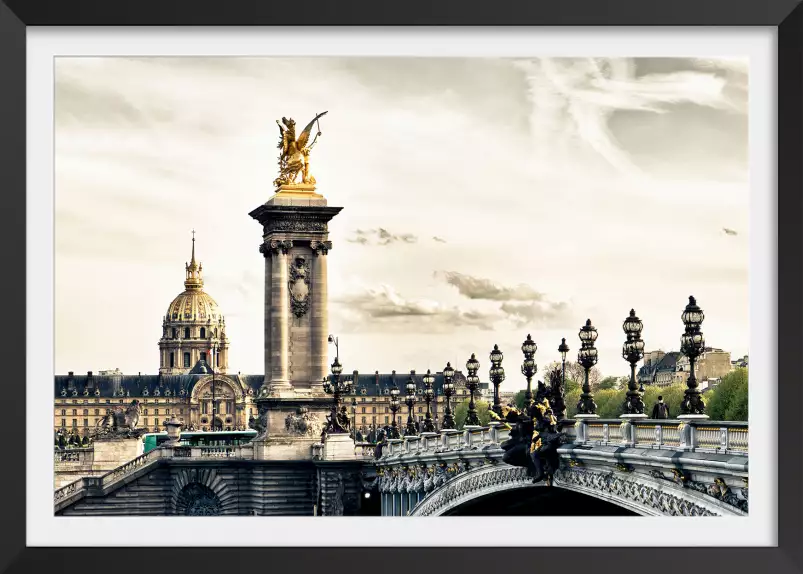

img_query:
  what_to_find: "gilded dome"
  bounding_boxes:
[164,231,224,324]
[166,289,222,323]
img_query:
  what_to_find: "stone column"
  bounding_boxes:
[311,240,332,393]
[269,240,293,394]
[260,242,273,390]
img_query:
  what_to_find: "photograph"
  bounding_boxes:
[52,55,749,518]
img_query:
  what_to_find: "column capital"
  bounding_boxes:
[311,240,333,256]
[259,240,294,257]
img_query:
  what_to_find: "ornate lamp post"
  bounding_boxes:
[322,356,353,433]
[520,334,537,411]
[388,371,401,439]
[422,369,436,432]
[489,345,506,417]
[351,369,359,435]
[441,362,456,429]
[621,309,646,417]
[680,296,707,418]
[558,338,569,386]
[465,354,481,427]
[404,371,418,436]
[576,319,599,417]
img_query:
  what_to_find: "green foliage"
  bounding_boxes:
[564,379,580,395]
[454,398,490,429]
[565,387,582,418]
[597,376,621,390]
[641,384,687,418]
[706,368,748,421]
[512,390,527,410]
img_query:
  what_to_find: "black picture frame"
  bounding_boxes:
[1,2,800,573]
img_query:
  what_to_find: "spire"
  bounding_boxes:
[184,229,203,290]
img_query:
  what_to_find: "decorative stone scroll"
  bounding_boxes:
[311,240,333,256]
[258,239,294,257]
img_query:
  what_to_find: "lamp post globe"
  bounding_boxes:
[404,371,418,436]
[520,334,537,411]
[422,369,436,432]
[576,319,599,417]
[679,296,708,417]
[465,354,481,427]
[489,344,506,418]
[621,309,646,417]
[441,362,457,429]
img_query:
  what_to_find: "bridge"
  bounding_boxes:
[54,416,747,517]
[374,418,748,517]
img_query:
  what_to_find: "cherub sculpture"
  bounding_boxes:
[274,111,328,188]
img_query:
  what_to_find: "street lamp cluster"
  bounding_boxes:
[324,296,709,440]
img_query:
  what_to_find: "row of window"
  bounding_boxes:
[55,398,176,405]
[166,327,214,340]
[59,418,165,428]
[168,350,221,368]
[58,408,181,416]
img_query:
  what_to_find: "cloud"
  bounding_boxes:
[500,301,573,328]
[438,271,545,302]
[332,285,499,332]
[432,236,447,243]
[347,228,418,246]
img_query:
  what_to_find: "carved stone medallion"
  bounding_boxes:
[289,256,311,318]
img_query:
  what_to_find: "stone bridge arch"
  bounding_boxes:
[409,465,747,517]
[170,467,237,515]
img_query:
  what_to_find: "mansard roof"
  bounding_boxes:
[54,371,263,398]
[327,370,489,396]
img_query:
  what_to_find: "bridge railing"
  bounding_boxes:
[576,418,748,455]
[376,418,747,460]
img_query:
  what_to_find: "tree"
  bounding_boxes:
[512,390,526,410]
[454,398,490,429]
[598,376,621,391]
[548,360,601,391]
[706,368,748,421]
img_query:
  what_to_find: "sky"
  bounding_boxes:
[54,57,749,390]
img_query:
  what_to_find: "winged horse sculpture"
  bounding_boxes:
[274,111,328,188]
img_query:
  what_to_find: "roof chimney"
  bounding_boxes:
[68,371,74,377]
[87,371,92,377]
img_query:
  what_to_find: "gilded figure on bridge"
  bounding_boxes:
[274,111,328,188]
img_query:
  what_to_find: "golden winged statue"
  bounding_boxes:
[274,111,328,188]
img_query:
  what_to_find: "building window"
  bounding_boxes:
[384,407,389,413]
[60,409,65,416]
[417,407,422,413]
[154,408,159,415]
[202,402,208,414]
[372,407,376,413]
[172,327,177,339]
[154,419,159,427]
[94,409,99,416]
[143,418,148,426]
[170,352,175,368]
[144,408,148,415]
[83,409,88,416]
[72,419,77,427]
[166,408,170,415]
[83,419,89,427]
[372,416,376,424]
[384,416,389,424]
[200,352,207,363]
[72,409,77,416]
[200,327,206,339]
[361,416,366,424]
[216,353,220,367]
[361,407,366,414]
[361,397,366,402]
[183,352,191,367]
[60,419,66,428]
[184,328,190,339]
